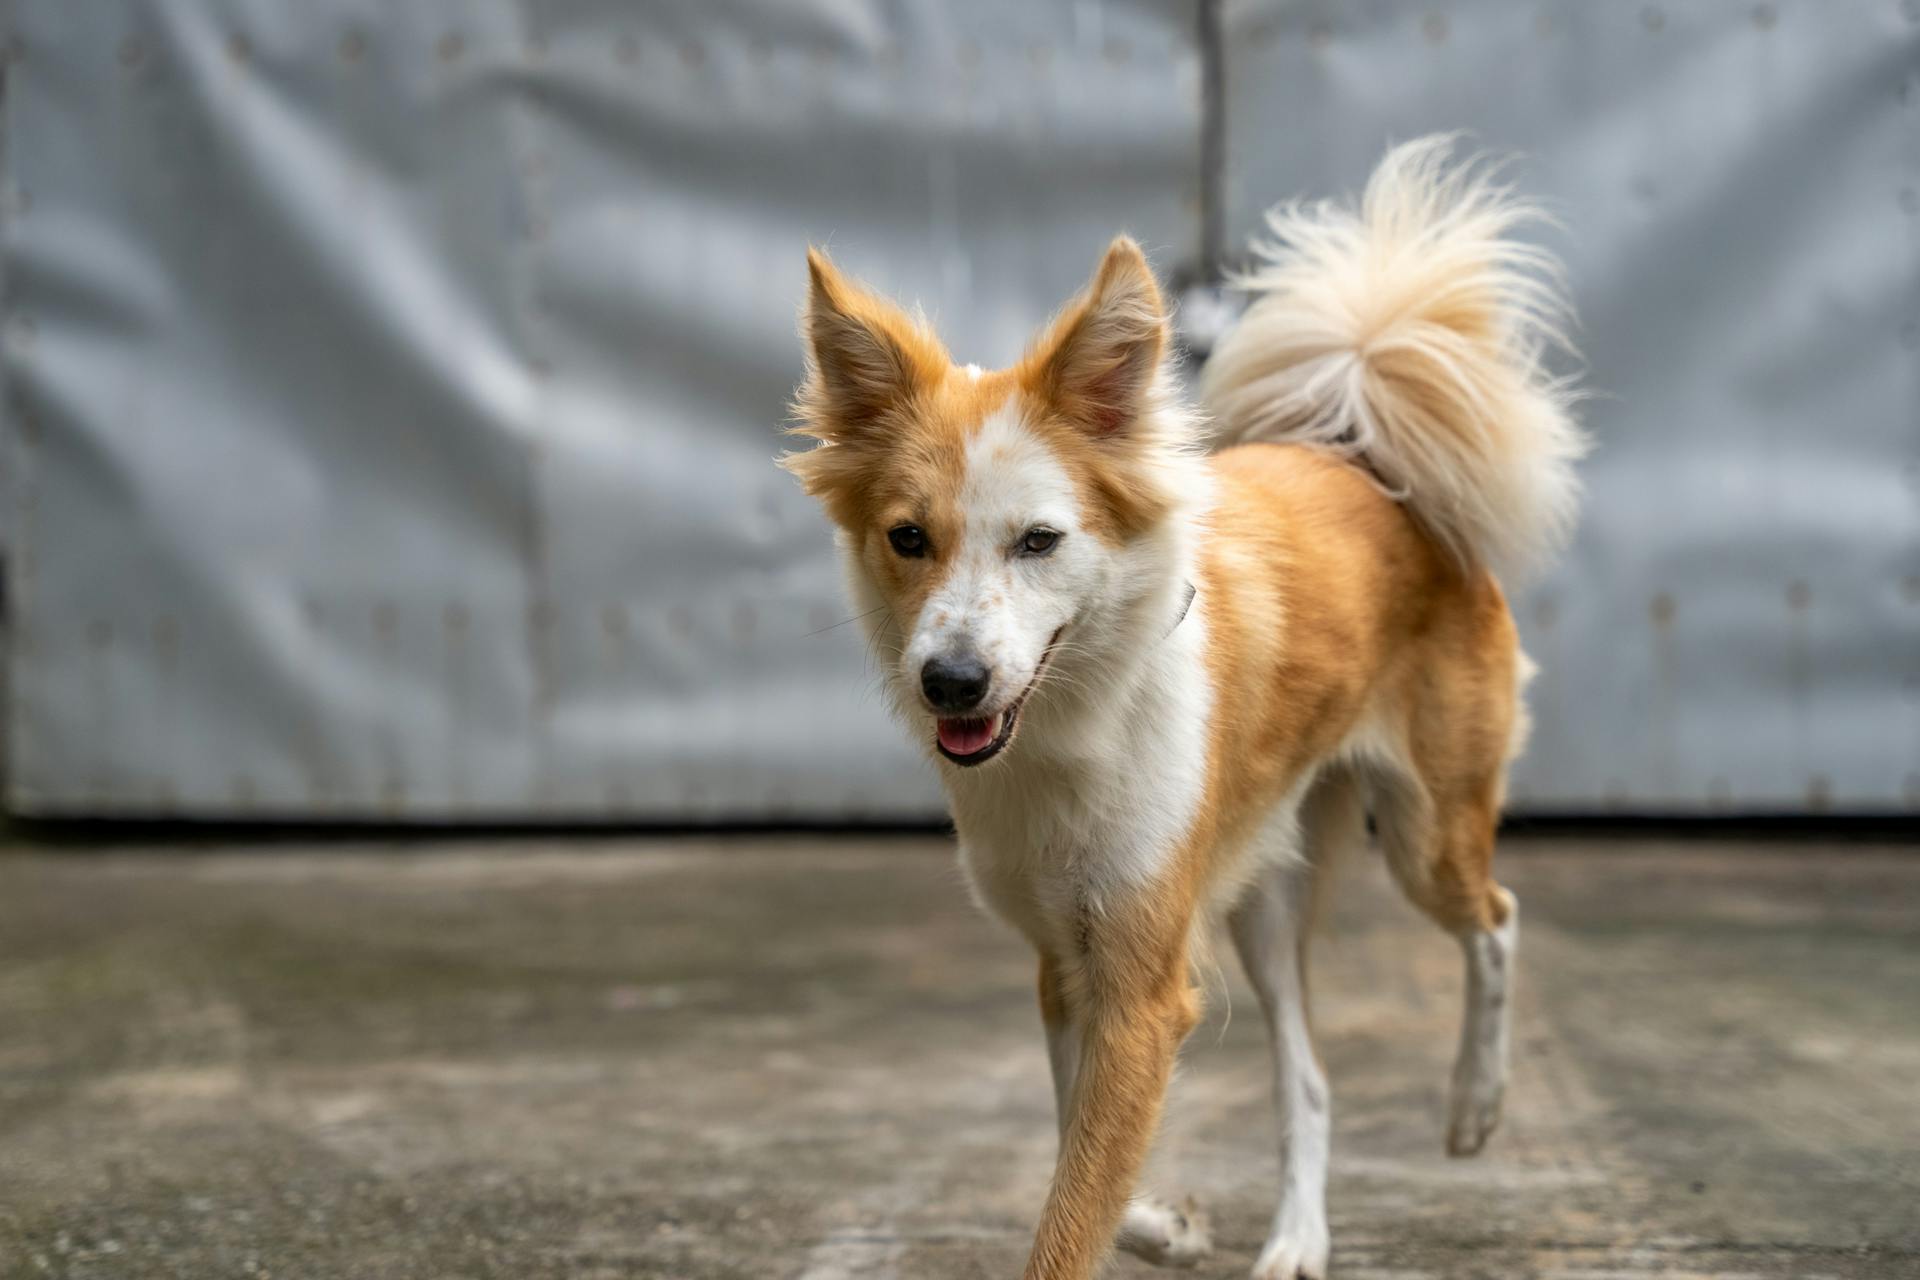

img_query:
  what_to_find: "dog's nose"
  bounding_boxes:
[921,654,990,712]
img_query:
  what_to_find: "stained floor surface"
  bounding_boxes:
[0,835,1915,1279]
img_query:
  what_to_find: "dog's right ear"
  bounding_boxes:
[797,249,943,440]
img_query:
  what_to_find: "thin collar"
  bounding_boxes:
[1165,579,1197,640]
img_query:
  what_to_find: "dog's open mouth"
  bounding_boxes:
[932,629,1062,768]
[935,700,1024,766]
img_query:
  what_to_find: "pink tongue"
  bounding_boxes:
[937,715,999,756]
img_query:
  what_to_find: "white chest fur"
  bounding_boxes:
[943,598,1213,954]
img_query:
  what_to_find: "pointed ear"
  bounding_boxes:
[798,248,943,437]
[1027,237,1167,437]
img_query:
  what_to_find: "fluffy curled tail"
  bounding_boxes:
[1200,135,1586,580]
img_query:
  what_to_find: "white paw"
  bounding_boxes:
[1446,1072,1505,1156]
[1116,1196,1211,1269]
[1250,1217,1329,1280]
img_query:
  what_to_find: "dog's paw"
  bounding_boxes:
[1249,1218,1329,1280]
[1446,1077,1504,1157]
[1117,1196,1211,1269]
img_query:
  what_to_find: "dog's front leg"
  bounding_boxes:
[1040,954,1210,1269]
[1229,863,1331,1280]
[1025,920,1200,1280]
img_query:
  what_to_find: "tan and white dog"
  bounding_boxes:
[780,137,1584,1280]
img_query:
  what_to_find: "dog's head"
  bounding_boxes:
[782,239,1198,769]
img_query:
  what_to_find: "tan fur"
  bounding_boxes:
[782,147,1570,1279]
[1007,448,1522,1279]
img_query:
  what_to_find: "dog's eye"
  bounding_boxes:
[888,525,927,557]
[1020,528,1060,556]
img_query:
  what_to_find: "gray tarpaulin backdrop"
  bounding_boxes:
[2,1,1915,820]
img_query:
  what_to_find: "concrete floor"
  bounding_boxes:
[0,836,1915,1280]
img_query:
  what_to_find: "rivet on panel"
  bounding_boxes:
[1422,13,1449,43]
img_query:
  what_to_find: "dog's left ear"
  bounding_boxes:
[1027,237,1167,437]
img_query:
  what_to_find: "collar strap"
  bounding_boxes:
[1165,579,1196,640]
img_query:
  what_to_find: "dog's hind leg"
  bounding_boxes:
[1373,748,1520,1157]
[1228,771,1364,1280]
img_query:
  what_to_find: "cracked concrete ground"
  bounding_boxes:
[0,834,1915,1279]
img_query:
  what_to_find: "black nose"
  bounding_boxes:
[921,654,990,712]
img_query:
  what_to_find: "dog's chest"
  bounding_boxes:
[949,751,1206,953]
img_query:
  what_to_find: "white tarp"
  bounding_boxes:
[3,0,1913,818]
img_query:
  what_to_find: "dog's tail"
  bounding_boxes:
[1199,135,1586,580]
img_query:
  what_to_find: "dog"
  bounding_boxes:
[779,136,1584,1280]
